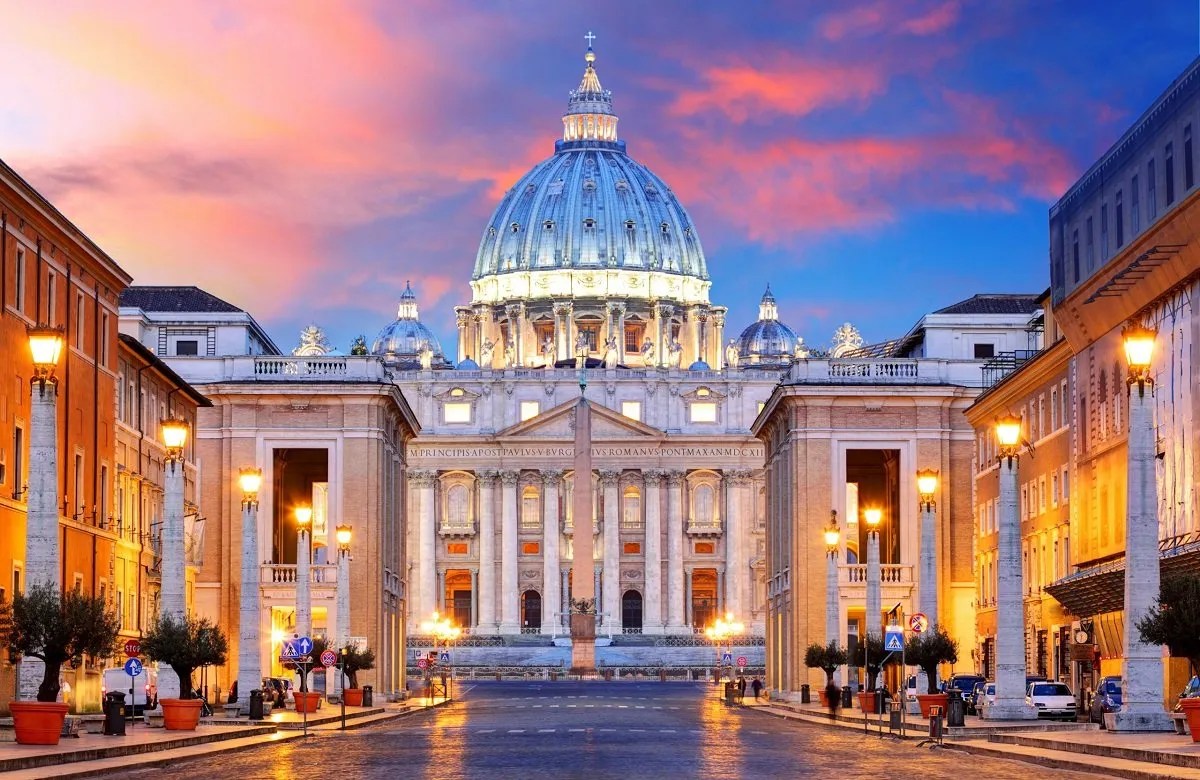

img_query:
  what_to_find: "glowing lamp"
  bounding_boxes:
[1122,321,1155,382]
[995,415,1021,448]
[160,418,189,461]
[863,508,882,528]
[238,467,263,498]
[823,524,841,549]
[336,524,352,549]
[27,324,64,373]
[294,505,313,529]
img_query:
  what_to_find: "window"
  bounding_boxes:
[623,542,641,554]
[576,323,600,351]
[521,485,540,530]
[1131,174,1140,233]
[1166,142,1175,204]
[174,339,198,356]
[446,542,468,555]
[1147,158,1157,219]
[1100,203,1108,257]
[689,402,717,423]
[973,343,995,359]
[1071,229,1080,282]
[100,312,109,365]
[73,452,84,518]
[694,541,715,554]
[99,465,109,525]
[443,402,472,424]
[624,322,643,353]
[12,426,23,499]
[522,542,540,554]
[1037,395,1045,439]
[1051,472,1060,508]
[519,401,540,422]
[1020,484,1028,520]
[14,247,25,313]
[1186,125,1194,189]
[1061,466,1069,504]
[76,293,85,348]
[1038,476,1047,514]
[1086,216,1094,269]
[621,401,641,421]
[1050,387,1058,431]
[12,568,20,596]
[1060,380,1068,427]
[622,485,642,530]
[1114,191,1123,247]
[46,272,55,327]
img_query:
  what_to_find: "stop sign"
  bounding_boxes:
[124,639,141,658]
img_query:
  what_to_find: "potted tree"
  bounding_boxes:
[906,625,958,717]
[286,636,327,713]
[804,642,847,705]
[141,614,228,730]
[340,644,376,707]
[858,634,889,712]
[1138,574,1200,740]
[0,583,120,744]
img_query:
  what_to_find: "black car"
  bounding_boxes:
[944,674,985,713]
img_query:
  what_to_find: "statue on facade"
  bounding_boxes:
[602,336,619,368]
[293,324,332,356]
[830,322,864,358]
[541,335,555,366]
[418,341,434,370]
[794,337,809,360]
[349,335,368,356]
[504,338,517,368]
[574,332,590,369]
[480,338,496,368]
[725,339,739,369]
[667,337,683,368]
[640,337,656,367]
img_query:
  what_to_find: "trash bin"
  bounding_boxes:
[724,681,736,705]
[800,683,810,704]
[362,685,373,707]
[103,691,126,736]
[946,688,965,727]
[248,689,264,720]
[841,685,853,709]
[604,670,613,682]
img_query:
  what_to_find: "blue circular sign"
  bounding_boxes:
[124,658,143,677]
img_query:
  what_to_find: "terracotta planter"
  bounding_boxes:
[293,691,321,713]
[858,691,878,713]
[817,688,830,706]
[569,613,596,639]
[1180,697,1200,742]
[343,688,364,706]
[160,698,203,731]
[10,701,69,745]
[917,692,949,718]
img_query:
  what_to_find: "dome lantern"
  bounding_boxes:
[562,32,619,147]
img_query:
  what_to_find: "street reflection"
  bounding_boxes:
[423,702,466,779]
[697,686,742,776]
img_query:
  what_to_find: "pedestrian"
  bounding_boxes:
[825,680,840,721]
[227,679,238,704]
[736,676,747,703]
[751,677,763,701]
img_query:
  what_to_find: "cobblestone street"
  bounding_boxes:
[99,682,1095,779]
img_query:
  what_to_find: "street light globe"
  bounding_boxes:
[160,418,189,452]
[294,505,313,528]
[823,525,840,548]
[1122,322,1155,374]
[916,469,939,499]
[863,507,882,528]
[995,414,1022,448]
[27,324,64,372]
[336,524,352,548]
[238,467,263,497]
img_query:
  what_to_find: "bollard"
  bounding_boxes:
[724,681,736,705]
[248,689,264,720]
[800,683,811,704]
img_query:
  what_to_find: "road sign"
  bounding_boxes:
[295,636,313,655]
[320,649,337,668]
[124,658,143,677]
[884,626,905,653]
[909,613,929,634]
[736,656,748,668]
[417,658,429,670]
[721,652,733,666]
[439,651,450,664]
[123,639,141,658]
[279,640,300,661]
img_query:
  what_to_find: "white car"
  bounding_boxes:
[1026,681,1076,720]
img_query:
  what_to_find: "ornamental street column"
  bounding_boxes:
[413,470,437,621]
[237,484,263,713]
[541,470,563,633]
[499,470,520,633]
[476,470,498,633]
[865,519,881,641]
[643,470,664,634]
[157,451,188,701]
[600,470,621,634]
[665,470,686,632]
[722,470,740,619]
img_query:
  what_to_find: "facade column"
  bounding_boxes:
[665,470,686,632]
[413,470,437,622]
[498,470,520,633]
[541,470,563,633]
[684,569,693,628]
[436,570,446,612]
[454,307,471,364]
[643,470,664,634]
[600,470,621,633]
[656,303,674,368]
[610,302,627,365]
[554,301,573,363]
[695,307,709,368]
[472,309,485,365]
[476,470,498,633]
[712,309,726,369]
[469,569,479,630]
[560,569,570,631]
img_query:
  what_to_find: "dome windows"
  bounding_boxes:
[624,220,635,231]
[543,220,555,231]
[582,218,597,230]
[583,178,597,192]
[660,222,671,235]
[510,222,521,234]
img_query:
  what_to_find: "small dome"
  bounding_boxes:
[371,282,450,369]
[457,357,480,370]
[688,359,711,371]
[736,285,799,368]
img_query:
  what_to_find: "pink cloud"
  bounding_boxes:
[820,1,960,41]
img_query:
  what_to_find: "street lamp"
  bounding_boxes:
[984,416,1034,720]
[1110,322,1171,730]
[157,416,190,700]
[704,612,744,686]
[236,467,263,715]
[824,514,841,688]
[420,611,461,701]
[20,324,64,697]
[294,506,313,643]
[863,507,882,642]
[333,524,352,699]
[916,469,939,626]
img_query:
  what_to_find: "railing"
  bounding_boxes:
[168,355,391,384]
[840,563,913,585]
[685,519,723,537]
[260,564,338,584]
[829,360,918,378]
[786,358,985,387]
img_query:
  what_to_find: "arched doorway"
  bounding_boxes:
[521,590,542,632]
[622,590,643,633]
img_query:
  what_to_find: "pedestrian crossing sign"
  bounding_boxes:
[721,652,733,665]
[884,627,904,653]
[440,652,450,664]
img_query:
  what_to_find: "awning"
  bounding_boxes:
[1044,532,1200,617]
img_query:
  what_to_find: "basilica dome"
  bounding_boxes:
[372,282,450,369]
[469,44,710,307]
[736,286,800,367]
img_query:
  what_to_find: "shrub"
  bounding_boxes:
[141,614,228,700]
[906,625,959,694]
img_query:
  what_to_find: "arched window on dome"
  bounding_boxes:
[510,222,520,233]
[543,220,555,231]
[582,218,596,230]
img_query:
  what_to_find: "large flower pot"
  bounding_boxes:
[160,698,203,731]
[10,701,69,745]
[917,693,949,718]
[1180,697,1200,742]
[293,691,321,713]
[858,691,878,713]
[817,688,830,706]
[343,688,364,707]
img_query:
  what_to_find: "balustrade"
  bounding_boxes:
[839,563,913,585]
[260,563,338,585]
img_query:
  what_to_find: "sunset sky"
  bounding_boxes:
[1,1,1196,355]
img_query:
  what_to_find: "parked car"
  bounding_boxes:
[1027,681,1076,720]
[1090,676,1122,725]
[978,681,996,713]
[101,666,158,715]
[968,680,987,715]
[945,674,985,712]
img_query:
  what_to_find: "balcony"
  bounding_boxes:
[260,564,338,589]
[685,517,722,537]
[169,355,391,384]
[785,358,985,387]
[837,563,915,602]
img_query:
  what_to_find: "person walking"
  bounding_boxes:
[825,680,840,722]
[751,677,763,701]
[736,676,747,704]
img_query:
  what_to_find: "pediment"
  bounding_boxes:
[496,398,664,441]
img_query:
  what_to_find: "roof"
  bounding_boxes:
[933,294,1041,316]
[840,338,902,359]
[117,334,212,407]
[120,286,243,314]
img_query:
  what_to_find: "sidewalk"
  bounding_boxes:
[741,695,1200,780]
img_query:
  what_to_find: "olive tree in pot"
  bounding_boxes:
[805,641,847,705]
[1138,574,1200,741]
[906,625,959,717]
[0,583,120,744]
[141,614,228,730]
[340,644,376,706]
[858,634,890,712]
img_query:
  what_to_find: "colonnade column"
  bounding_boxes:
[665,470,686,632]
[609,302,626,365]
[499,470,520,633]
[722,470,742,620]
[413,470,437,622]
[643,470,664,634]
[455,308,471,364]
[476,470,498,633]
[554,301,572,363]
[600,470,621,634]
[657,303,674,368]
[541,470,563,633]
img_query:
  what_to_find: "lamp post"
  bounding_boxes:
[984,415,1035,719]
[420,611,461,702]
[1110,322,1171,731]
[158,416,190,700]
[333,524,352,698]
[19,325,64,699]
[704,612,743,687]
[294,505,313,639]
[863,507,882,644]
[824,515,841,688]
[237,467,263,715]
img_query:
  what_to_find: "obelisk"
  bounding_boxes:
[570,373,596,675]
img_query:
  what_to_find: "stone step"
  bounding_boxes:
[946,738,1200,780]
[989,730,1200,771]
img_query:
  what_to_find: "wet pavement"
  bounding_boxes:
[101,681,1095,779]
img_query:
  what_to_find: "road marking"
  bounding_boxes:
[538,728,556,733]
[508,729,525,733]
[660,729,676,733]
[567,705,577,708]
[598,728,616,732]
[478,729,495,733]
[629,728,646,732]
[751,730,767,735]
[569,728,586,733]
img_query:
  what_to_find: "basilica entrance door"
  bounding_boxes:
[622,590,643,633]
[521,590,542,632]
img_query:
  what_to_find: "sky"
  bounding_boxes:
[0,1,1197,355]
